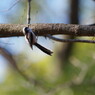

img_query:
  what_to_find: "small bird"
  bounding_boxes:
[23,27,53,56]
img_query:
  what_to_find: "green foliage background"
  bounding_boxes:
[0,0,95,95]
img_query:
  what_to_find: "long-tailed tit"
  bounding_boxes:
[23,27,53,56]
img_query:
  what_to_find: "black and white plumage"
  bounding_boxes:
[23,27,53,56]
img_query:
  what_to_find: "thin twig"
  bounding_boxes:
[0,47,30,81]
[47,34,95,44]
[0,47,46,85]
[0,0,20,12]
[27,0,32,26]
[89,23,95,26]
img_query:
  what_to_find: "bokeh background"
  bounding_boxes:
[0,0,95,95]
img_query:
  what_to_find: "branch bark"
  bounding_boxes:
[0,23,95,37]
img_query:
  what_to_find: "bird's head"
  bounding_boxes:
[23,27,30,35]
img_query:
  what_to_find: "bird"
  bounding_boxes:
[23,27,53,56]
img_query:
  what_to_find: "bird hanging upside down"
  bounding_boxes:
[23,27,53,56]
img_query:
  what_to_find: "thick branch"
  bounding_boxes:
[0,23,95,37]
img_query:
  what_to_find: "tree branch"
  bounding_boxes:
[0,23,95,37]
[47,34,95,43]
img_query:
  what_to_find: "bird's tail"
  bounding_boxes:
[34,43,53,56]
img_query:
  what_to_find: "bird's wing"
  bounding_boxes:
[26,33,34,48]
